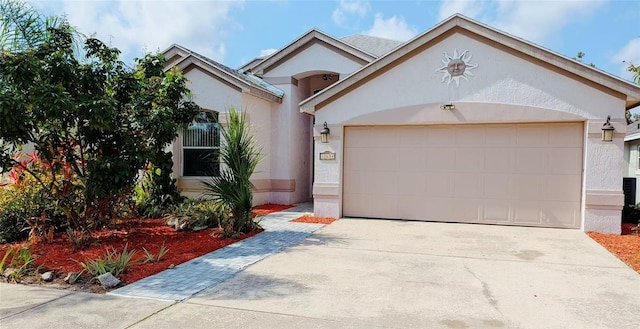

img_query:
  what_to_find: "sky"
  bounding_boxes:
[28,0,640,82]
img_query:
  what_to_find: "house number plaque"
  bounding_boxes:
[319,151,336,160]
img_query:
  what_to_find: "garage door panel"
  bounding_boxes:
[483,174,513,199]
[485,126,516,146]
[424,197,454,221]
[515,148,547,173]
[396,149,427,172]
[396,173,426,196]
[456,126,487,146]
[425,173,453,197]
[482,200,511,223]
[547,148,582,174]
[455,148,485,172]
[425,126,452,145]
[343,123,583,229]
[484,149,514,173]
[426,148,455,172]
[548,123,583,147]
[343,194,397,219]
[397,127,427,147]
[513,200,543,225]
[453,199,481,222]
[541,201,580,227]
[543,175,582,202]
[514,175,545,200]
[344,147,371,171]
[453,173,482,198]
[396,196,427,219]
[517,125,547,146]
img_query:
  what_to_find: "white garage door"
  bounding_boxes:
[343,123,583,228]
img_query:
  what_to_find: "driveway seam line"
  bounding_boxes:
[0,292,73,320]
[181,301,391,328]
[124,301,180,329]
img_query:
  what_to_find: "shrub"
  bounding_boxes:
[77,244,137,277]
[0,176,65,243]
[163,199,226,229]
[203,108,262,236]
[0,246,38,283]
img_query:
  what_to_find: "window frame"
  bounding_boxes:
[181,110,221,177]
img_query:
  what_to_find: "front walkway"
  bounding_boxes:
[109,203,324,301]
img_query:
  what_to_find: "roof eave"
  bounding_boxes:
[299,14,640,114]
[251,29,376,76]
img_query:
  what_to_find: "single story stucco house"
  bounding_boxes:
[163,14,640,234]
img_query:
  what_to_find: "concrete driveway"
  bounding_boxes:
[143,219,639,328]
[2,219,639,328]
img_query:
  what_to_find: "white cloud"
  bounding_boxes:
[437,0,606,45]
[488,0,606,45]
[31,0,244,64]
[612,38,640,81]
[332,0,371,26]
[259,48,277,57]
[438,0,486,21]
[364,13,417,41]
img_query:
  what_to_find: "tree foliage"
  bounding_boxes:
[0,1,199,234]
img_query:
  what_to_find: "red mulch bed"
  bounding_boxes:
[587,223,640,273]
[290,214,337,224]
[252,204,294,217]
[0,204,292,285]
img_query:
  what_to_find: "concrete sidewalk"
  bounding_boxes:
[1,218,639,328]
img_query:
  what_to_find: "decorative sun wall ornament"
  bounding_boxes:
[436,49,478,86]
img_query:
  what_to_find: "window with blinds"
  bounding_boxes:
[182,111,220,177]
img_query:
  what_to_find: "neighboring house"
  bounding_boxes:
[624,122,640,206]
[164,14,640,234]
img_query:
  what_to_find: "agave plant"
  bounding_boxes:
[202,108,262,235]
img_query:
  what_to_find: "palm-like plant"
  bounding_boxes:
[203,108,262,235]
[0,0,79,53]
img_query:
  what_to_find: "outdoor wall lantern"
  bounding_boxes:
[320,122,330,143]
[601,116,614,142]
[440,104,455,110]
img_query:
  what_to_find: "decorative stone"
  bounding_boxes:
[63,272,79,284]
[97,272,121,289]
[166,217,178,228]
[3,267,16,278]
[167,264,175,269]
[41,271,55,282]
[177,221,189,231]
[192,225,207,232]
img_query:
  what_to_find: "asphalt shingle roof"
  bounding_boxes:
[339,34,404,57]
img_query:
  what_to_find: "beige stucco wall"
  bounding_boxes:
[174,68,275,204]
[312,31,627,233]
[264,42,364,78]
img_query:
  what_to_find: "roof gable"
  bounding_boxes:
[162,45,283,103]
[249,29,377,76]
[340,34,403,57]
[301,14,640,114]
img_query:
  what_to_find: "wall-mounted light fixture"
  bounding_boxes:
[320,122,330,143]
[440,104,455,110]
[601,116,614,142]
[322,74,333,81]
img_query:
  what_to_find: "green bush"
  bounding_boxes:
[163,199,226,229]
[77,244,137,277]
[0,181,65,243]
